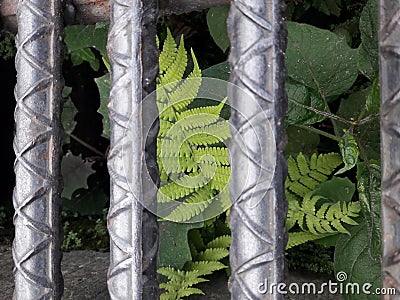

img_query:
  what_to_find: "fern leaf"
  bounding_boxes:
[165,185,213,222]
[287,231,334,249]
[159,35,187,88]
[158,267,185,281]
[287,191,361,235]
[211,165,230,191]
[206,235,231,249]
[196,248,229,261]
[159,29,178,74]
[188,261,227,276]
[195,147,230,166]
[286,152,342,198]
[177,288,204,298]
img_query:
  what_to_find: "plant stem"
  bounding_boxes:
[68,133,106,157]
[293,124,341,142]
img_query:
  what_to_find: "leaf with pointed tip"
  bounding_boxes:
[95,73,110,138]
[286,22,358,99]
[61,151,96,199]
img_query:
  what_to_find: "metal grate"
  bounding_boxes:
[7,0,395,298]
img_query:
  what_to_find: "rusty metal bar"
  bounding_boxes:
[106,0,159,298]
[379,1,400,296]
[0,0,229,33]
[13,0,64,297]
[227,0,288,299]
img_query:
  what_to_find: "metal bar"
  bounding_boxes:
[227,0,288,299]
[379,1,400,296]
[13,0,64,297]
[106,0,159,298]
[0,0,230,33]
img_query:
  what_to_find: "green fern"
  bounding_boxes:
[156,30,230,223]
[286,192,360,233]
[285,152,342,200]
[158,234,230,300]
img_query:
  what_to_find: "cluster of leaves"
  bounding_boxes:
[156,31,231,223]
[0,31,16,61]
[158,232,230,299]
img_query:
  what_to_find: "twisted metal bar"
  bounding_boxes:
[13,0,64,297]
[227,0,288,299]
[107,0,159,298]
[379,1,400,296]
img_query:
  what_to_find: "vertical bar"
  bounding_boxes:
[13,0,64,297]
[227,0,287,299]
[379,1,400,296]
[107,0,159,298]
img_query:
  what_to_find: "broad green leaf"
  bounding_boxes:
[65,24,108,56]
[61,86,77,144]
[336,133,359,175]
[70,48,100,71]
[334,221,381,300]
[358,0,378,80]
[62,185,108,216]
[286,81,326,125]
[357,161,381,256]
[206,7,230,52]
[357,45,375,81]
[286,22,358,99]
[335,87,380,160]
[158,221,203,269]
[95,74,110,138]
[61,151,95,199]
[202,61,230,81]
[365,78,380,114]
[313,177,355,204]
[285,126,320,156]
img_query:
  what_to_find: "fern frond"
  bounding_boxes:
[286,152,342,198]
[157,138,192,158]
[206,235,231,249]
[188,261,227,276]
[158,173,210,203]
[211,165,230,190]
[287,231,335,249]
[159,35,187,88]
[286,192,361,235]
[185,120,231,146]
[159,155,197,174]
[196,248,229,261]
[176,98,226,123]
[195,147,230,166]
[159,29,178,74]
[165,185,213,222]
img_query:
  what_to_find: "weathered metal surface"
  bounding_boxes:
[13,0,64,297]
[0,0,229,33]
[227,0,288,299]
[379,1,400,297]
[106,0,159,298]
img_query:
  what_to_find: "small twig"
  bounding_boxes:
[68,132,106,158]
[288,99,355,126]
[293,124,341,142]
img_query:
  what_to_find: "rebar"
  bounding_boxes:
[227,0,288,299]
[106,0,159,298]
[13,0,64,297]
[379,0,400,297]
